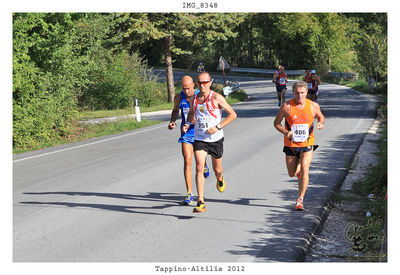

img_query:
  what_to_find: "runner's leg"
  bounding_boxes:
[298,150,313,198]
[181,143,194,194]
[211,156,223,180]
[194,150,208,203]
[285,155,299,177]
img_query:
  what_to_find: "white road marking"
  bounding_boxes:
[13,123,167,163]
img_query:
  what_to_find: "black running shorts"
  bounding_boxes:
[194,138,224,159]
[276,85,287,92]
[283,145,319,159]
[308,89,317,96]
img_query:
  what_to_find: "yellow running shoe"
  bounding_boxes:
[216,177,226,192]
[193,200,206,213]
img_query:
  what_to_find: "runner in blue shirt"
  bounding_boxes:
[168,75,210,205]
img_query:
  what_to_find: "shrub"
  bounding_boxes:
[13,13,77,149]
[79,51,166,110]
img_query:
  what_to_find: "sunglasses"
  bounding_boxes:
[197,80,212,85]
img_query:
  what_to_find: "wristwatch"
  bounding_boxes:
[216,123,222,130]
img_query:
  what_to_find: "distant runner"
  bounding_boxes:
[274,65,288,107]
[273,81,325,211]
[168,75,210,206]
[303,69,322,102]
[197,62,205,73]
[183,72,237,213]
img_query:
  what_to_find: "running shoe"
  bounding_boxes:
[278,100,281,107]
[295,197,304,211]
[182,193,194,206]
[216,177,226,192]
[193,200,206,213]
[204,162,210,178]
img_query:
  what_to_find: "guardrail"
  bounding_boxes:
[229,67,305,76]
[229,67,359,79]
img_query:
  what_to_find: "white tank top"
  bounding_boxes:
[193,90,224,142]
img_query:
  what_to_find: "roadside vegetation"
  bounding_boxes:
[351,124,387,261]
[327,78,387,261]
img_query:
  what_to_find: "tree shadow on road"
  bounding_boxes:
[226,130,375,262]
[19,191,274,222]
[318,87,376,119]
[20,192,197,220]
[230,84,375,120]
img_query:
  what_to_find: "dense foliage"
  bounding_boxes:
[13,12,387,150]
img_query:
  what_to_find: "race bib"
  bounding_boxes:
[195,117,211,135]
[291,124,309,142]
[279,77,285,85]
[308,82,313,89]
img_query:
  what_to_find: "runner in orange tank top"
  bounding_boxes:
[274,81,325,211]
[283,97,315,148]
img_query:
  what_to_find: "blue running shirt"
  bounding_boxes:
[179,89,199,141]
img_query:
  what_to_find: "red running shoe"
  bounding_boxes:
[295,197,304,211]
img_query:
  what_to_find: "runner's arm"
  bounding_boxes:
[206,93,237,135]
[312,102,325,130]
[273,71,278,82]
[168,94,181,130]
[314,76,322,85]
[273,103,293,139]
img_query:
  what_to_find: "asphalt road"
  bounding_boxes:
[13,79,377,262]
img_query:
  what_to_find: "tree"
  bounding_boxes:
[12,13,130,148]
[346,13,387,82]
[123,13,244,102]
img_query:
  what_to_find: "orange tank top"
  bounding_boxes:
[284,98,315,147]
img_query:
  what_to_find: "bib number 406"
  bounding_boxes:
[291,124,309,142]
[294,129,307,135]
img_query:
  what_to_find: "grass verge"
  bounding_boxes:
[78,103,174,120]
[321,76,374,93]
[79,81,248,121]
[13,119,162,155]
